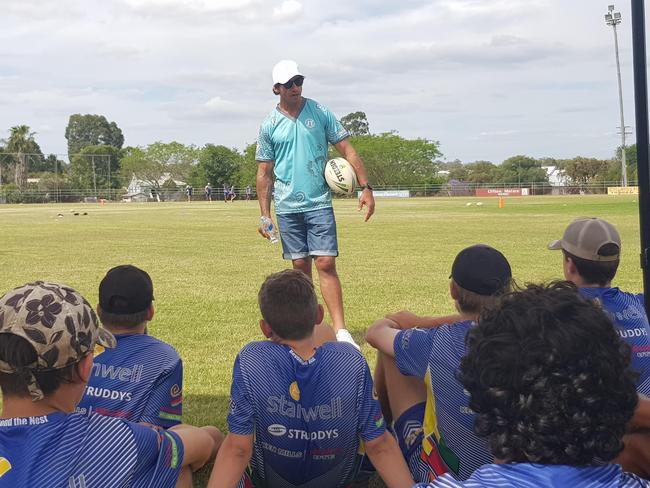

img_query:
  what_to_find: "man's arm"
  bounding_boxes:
[366,318,400,357]
[256,160,275,237]
[386,310,464,330]
[207,433,254,488]
[365,431,414,488]
[333,138,375,221]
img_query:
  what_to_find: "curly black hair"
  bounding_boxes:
[459,281,638,465]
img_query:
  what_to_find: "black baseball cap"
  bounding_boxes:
[99,265,154,314]
[451,245,512,296]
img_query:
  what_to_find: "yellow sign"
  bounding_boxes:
[608,186,639,195]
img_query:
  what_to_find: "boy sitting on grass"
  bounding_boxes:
[548,217,650,477]
[366,245,512,483]
[416,282,648,488]
[0,281,219,487]
[76,264,184,428]
[209,269,414,488]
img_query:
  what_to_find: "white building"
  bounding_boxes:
[124,173,186,202]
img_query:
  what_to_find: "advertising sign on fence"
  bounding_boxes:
[607,186,639,195]
[475,188,529,197]
[357,190,410,198]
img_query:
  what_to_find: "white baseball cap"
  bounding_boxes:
[272,60,303,85]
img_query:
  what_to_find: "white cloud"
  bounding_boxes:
[273,1,303,21]
[0,0,638,162]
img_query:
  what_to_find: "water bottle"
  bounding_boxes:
[260,216,279,243]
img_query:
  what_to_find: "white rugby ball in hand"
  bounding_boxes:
[325,157,357,195]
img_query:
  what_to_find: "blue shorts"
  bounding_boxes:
[394,402,431,483]
[276,207,338,260]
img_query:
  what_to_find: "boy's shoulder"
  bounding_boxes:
[113,333,181,361]
[238,340,365,369]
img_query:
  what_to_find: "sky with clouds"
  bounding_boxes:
[0,0,643,163]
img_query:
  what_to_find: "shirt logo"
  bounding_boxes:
[170,384,182,398]
[305,118,315,129]
[268,424,287,437]
[267,396,343,421]
[289,381,300,401]
[0,457,11,478]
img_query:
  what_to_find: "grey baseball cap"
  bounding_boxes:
[548,217,621,262]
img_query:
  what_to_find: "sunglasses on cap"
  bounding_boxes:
[280,76,304,89]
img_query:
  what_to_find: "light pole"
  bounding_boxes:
[605,4,629,187]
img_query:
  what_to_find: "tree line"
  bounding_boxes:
[0,111,632,202]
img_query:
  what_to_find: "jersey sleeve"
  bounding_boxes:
[321,105,349,145]
[129,423,184,488]
[255,122,275,161]
[227,354,255,435]
[394,328,436,379]
[356,359,387,442]
[140,358,183,428]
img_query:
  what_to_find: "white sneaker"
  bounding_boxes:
[336,329,360,351]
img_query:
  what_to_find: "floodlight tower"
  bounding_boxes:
[605,4,629,187]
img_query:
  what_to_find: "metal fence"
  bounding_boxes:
[0,180,638,204]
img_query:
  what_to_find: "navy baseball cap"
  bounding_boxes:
[99,265,154,314]
[451,245,512,296]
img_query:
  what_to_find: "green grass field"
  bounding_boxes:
[0,195,643,486]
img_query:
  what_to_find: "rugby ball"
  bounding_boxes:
[325,157,357,195]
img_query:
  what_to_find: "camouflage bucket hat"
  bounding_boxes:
[0,281,116,401]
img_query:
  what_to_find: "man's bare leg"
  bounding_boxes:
[292,257,312,280]
[313,321,337,347]
[314,256,345,332]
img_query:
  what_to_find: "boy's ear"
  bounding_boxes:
[259,319,273,338]
[78,354,94,383]
[315,304,324,325]
[146,304,154,321]
[449,280,459,300]
[564,256,578,279]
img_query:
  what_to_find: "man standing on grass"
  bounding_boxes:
[256,59,375,349]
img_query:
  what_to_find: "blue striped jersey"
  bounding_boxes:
[255,98,349,215]
[76,334,183,428]
[0,411,183,487]
[228,341,386,487]
[579,288,650,395]
[394,322,491,481]
[414,463,650,487]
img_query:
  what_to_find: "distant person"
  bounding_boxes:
[256,59,375,349]
[223,183,229,203]
[76,265,185,429]
[548,217,650,395]
[208,269,414,488]
[366,245,512,482]
[245,184,252,201]
[229,185,236,202]
[0,281,220,487]
[205,183,213,202]
[415,282,648,488]
[186,185,193,203]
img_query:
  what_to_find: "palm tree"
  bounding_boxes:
[2,125,36,190]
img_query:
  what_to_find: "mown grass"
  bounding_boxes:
[0,195,642,486]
